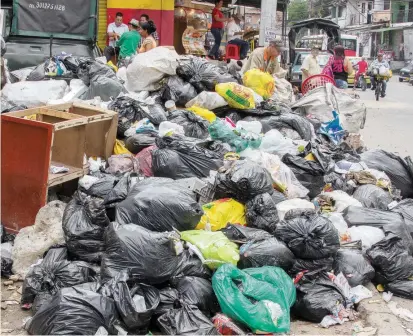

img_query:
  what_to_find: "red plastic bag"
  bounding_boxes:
[135,145,156,177]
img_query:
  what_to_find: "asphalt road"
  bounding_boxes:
[358,76,413,158]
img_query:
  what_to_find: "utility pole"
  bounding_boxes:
[259,0,279,47]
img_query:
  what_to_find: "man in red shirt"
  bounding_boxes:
[208,0,229,60]
[355,57,368,84]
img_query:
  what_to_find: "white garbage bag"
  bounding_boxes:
[322,190,363,213]
[291,83,366,133]
[348,225,385,250]
[47,79,88,105]
[2,80,68,108]
[276,198,315,221]
[272,76,295,104]
[260,129,299,158]
[126,47,179,92]
[185,91,228,110]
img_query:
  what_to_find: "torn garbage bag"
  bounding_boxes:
[366,234,413,283]
[333,249,375,287]
[115,178,202,232]
[276,215,340,260]
[239,237,295,272]
[352,185,392,210]
[63,192,110,262]
[26,284,119,336]
[220,224,273,243]
[168,110,210,139]
[343,206,413,254]
[292,279,347,323]
[212,264,296,333]
[101,223,184,284]
[246,193,280,234]
[360,150,413,198]
[160,76,198,106]
[152,135,223,180]
[215,160,273,202]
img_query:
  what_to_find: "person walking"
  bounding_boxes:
[323,45,353,89]
[116,19,141,60]
[226,14,249,60]
[138,21,157,53]
[208,0,229,60]
[301,46,321,81]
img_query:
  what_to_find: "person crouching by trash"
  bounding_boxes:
[116,19,141,65]
[241,40,286,76]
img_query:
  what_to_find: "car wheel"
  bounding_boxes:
[399,78,404,82]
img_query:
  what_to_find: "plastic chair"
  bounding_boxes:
[225,44,240,61]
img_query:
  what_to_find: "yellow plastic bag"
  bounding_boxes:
[187,106,216,122]
[243,69,275,99]
[215,83,255,110]
[107,61,118,72]
[196,198,246,231]
[114,139,132,155]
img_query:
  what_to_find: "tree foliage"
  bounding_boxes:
[288,0,309,24]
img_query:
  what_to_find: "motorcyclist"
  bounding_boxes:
[355,56,368,85]
[369,53,390,97]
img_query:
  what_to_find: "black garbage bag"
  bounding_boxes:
[104,172,139,208]
[154,287,180,317]
[238,237,295,272]
[360,150,413,198]
[31,291,54,314]
[353,184,392,210]
[216,160,273,202]
[101,223,184,284]
[261,113,314,141]
[333,249,375,287]
[282,154,333,198]
[26,63,46,81]
[63,192,110,262]
[173,250,212,279]
[152,135,223,180]
[83,174,119,199]
[168,110,210,139]
[276,215,340,260]
[0,224,15,243]
[125,131,157,154]
[1,242,13,277]
[61,55,81,73]
[220,224,273,243]
[26,284,119,335]
[290,257,334,279]
[176,57,236,93]
[246,193,280,234]
[104,270,160,333]
[324,172,356,195]
[161,76,198,106]
[171,276,220,315]
[343,206,413,254]
[87,76,126,101]
[366,234,413,283]
[385,280,413,300]
[115,178,202,232]
[293,279,347,323]
[77,59,117,86]
[157,303,218,335]
[392,198,413,236]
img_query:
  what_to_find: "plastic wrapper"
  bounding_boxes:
[212,264,296,334]
[360,149,413,198]
[106,154,139,175]
[197,198,246,231]
[385,280,413,300]
[260,129,298,158]
[101,223,184,284]
[116,178,202,232]
[216,160,273,202]
[160,75,198,106]
[26,283,119,335]
[261,113,314,141]
[391,198,413,235]
[187,106,217,122]
[353,185,392,210]
[152,135,223,180]
[333,249,375,287]
[216,82,256,110]
[185,91,228,111]
[220,224,273,243]
[293,279,347,323]
[246,193,280,234]
[276,215,340,260]
[276,199,315,221]
[243,69,275,99]
[176,57,236,93]
[366,234,413,283]
[181,230,239,270]
[212,313,249,335]
[168,110,210,139]
[343,206,413,254]
[239,237,295,272]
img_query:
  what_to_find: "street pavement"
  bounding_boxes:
[359,76,413,158]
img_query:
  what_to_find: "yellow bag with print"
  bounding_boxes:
[196,198,246,231]
[215,83,255,110]
[114,139,132,155]
[243,69,275,99]
[187,106,216,122]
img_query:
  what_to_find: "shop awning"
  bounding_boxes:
[371,25,413,32]
[195,0,289,11]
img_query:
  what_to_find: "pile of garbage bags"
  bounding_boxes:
[4,49,413,335]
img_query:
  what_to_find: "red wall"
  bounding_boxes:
[107,9,174,46]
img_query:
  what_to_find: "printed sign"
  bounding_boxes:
[264,27,277,42]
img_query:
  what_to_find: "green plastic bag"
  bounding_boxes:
[212,264,296,333]
[180,230,239,270]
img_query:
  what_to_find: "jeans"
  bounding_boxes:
[335,79,348,89]
[370,76,387,94]
[209,28,223,59]
[228,38,249,59]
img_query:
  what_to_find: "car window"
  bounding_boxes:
[296,53,329,67]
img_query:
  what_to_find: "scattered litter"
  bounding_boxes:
[49,165,69,174]
[387,301,413,322]
[383,291,393,302]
